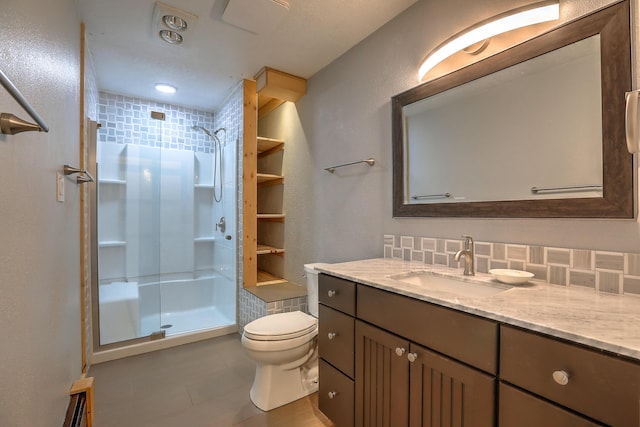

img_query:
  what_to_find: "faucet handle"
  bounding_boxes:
[461,235,474,249]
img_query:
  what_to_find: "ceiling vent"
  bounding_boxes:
[222,0,290,35]
[151,1,198,46]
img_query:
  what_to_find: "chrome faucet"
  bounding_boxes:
[454,235,475,276]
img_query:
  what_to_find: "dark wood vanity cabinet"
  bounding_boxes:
[355,320,494,427]
[318,274,356,427]
[500,325,640,427]
[355,285,496,427]
[318,273,640,427]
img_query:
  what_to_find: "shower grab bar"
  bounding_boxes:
[412,193,452,200]
[324,158,375,173]
[530,184,603,194]
[64,165,95,184]
[0,69,49,134]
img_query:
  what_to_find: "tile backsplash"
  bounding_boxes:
[384,234,640,296]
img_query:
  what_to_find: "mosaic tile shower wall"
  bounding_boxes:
[97,91,216,152]
[384,234,640,296]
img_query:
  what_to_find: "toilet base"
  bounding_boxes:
[249,355,318,411]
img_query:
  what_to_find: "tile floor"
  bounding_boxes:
[89,334,334,426]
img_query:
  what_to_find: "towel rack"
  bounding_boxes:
[411,193,452,200]
[324,158,375,173]
[64,165,95,184]
[0,69,49,134]
[530,184,602,194]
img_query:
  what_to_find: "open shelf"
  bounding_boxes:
[257,244,285,255]
[257,270,288,286]
[257,137,284,158]
[257,173,284,186]
[257,213,285,222]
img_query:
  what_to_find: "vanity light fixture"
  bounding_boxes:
[155,83,177,94]
[418,0,560,81]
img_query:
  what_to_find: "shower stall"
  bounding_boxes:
[90,99,237,351]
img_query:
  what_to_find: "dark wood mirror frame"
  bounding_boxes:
[392,0,633,218]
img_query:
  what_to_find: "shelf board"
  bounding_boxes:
[98,179,126,185]
[257,213,285,222]
[257,173,284,186]
[257,137,284,158]
[257,244,285,255]
[98,240,126,248]
[257,270,287,286]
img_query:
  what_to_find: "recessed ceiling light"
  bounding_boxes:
[155,83,177,94]
[163,14,188,31]
[159,29,183,45]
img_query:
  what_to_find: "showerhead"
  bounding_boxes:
[192,125,214,138]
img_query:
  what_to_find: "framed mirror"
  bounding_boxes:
[392,0,633,218]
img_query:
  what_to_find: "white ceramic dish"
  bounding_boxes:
[489,269,534,285]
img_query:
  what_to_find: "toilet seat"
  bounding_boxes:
[244,311,317,341]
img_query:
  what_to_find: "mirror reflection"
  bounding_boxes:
[403,35,602,204]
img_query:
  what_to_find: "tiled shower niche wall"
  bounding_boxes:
[384,234,640,296]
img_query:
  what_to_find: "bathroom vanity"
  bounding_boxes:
[316,258,640,427]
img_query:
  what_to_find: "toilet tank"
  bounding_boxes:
[303,263,325,317]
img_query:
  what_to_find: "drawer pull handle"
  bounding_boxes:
[328,391,337,399]
[327,332,337,340]
[327,290,336,297]
[395,347,406,357]
[552,370,570,386]
[407,352,418,363]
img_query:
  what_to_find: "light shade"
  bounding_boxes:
[155,83,177,94]
[418,1,560,81]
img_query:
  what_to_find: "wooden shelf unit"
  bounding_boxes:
[243,70,306,288]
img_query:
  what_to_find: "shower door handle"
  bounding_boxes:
[225,235,232,240]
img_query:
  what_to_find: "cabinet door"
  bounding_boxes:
[409,342,495,427]
[355,320,410,427]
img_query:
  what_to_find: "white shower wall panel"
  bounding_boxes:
[159,149,194,275]
[125,144,161,280]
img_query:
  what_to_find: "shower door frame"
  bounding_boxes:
[88,124,167,353]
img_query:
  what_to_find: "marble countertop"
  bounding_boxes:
[315,258,640,362]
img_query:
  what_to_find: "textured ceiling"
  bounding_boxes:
[78,0,417,111]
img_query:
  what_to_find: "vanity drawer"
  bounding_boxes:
[499,383,602,427]
[357,284,498,374]
[319,358,354,427]
[319,274,356,316]
[319,304,355,378]
[500,325,640,427]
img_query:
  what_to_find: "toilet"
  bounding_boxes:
[241,263,323,411]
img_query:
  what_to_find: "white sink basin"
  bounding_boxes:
[389,271,511,299]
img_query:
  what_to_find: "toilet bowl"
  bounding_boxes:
[241,263,325,411]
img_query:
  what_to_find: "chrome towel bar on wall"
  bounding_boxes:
[324,158,375,173]
[0,69,49,134]
[64,165,95,184]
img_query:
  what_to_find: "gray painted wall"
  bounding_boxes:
[258,0,640,284]
[0,0,82,424]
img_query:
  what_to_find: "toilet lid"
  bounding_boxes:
[244,311,317,341]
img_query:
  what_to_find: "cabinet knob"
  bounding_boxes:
[327,332,336,340]
[328,391,337,399]
[327,290,336,297]
[407,352,418,363]
[552,370,570,386]
[395,347,406,357]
